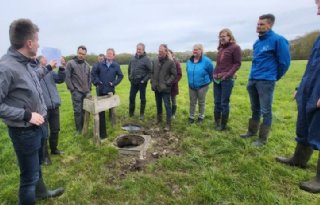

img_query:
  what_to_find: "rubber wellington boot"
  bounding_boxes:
[139,103,145,121]
[42,139,52,166]
[276,143,313,168]
[240,118,260,138]
[217,113,229,131]
[252,124,270,147]
[299,152,320,193]
[156,114,162,124]
[214,112,221,130]
[36,178,64,201]
[129,103,135,117]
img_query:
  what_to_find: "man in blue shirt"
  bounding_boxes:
[240,14,291,146]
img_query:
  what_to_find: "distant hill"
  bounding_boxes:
[290,31,320,60]
[65,31,320,65]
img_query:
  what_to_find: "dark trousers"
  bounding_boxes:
[71,91,86,132]
[8,125,46,205]
[129,82,147,114]
[170,95,177,115]
[97,91,114,139]
[47,108,60,151]
[296,110,320,150]
[155,91,172,121]
[214,79,234,115]
[247,80,275,126]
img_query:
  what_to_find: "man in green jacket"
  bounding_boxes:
[150,44,177,131]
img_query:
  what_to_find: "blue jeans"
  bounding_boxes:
[213,79,234,115]
[247,80,275,126]
[155,91,172,121]
[8,125,46,205]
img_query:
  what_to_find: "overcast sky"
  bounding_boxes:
[0,0,319,56]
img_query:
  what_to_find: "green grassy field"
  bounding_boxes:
[1,60,320,205]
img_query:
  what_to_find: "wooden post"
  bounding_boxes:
[82,111,90,137]
[93,113,101,145]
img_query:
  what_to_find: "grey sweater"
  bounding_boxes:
[0,47,47,127]
[65,57,91,94]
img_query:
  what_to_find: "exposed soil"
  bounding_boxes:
[105,125,181,184]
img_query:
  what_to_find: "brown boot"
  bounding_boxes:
[299,152,320,193]
[252,124,270,147]
[276,143,313,168]
[240,118,259,138]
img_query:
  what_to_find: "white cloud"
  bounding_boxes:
[0,0,318,56]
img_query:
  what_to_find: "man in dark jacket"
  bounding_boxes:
[38,55,66,162]
[151,44,177,131]
[276,0,320,193]
[0,18,63,205]
[240,14,291,146]
[65,45,91,134]
[91,48,123,138]
[128,43,152,120]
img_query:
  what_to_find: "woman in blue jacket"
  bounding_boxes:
[186,44,214,124]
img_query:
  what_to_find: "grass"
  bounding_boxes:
[1,60,320,204]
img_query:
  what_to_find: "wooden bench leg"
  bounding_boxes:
[110,108,116,128]
[82,111,90,136]
[93,113,101,145]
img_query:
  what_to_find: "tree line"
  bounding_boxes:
[65,31,320,65]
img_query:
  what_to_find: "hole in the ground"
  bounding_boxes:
[116,135,145,148]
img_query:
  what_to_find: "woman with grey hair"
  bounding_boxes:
[186,44,214,124]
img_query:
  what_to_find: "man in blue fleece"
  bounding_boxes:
[240,14,291,146]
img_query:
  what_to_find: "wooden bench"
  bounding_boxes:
[82,93,120,145]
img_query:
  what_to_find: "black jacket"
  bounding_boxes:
[128,53,152,84]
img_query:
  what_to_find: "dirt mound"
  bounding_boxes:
[105,126,181,183]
